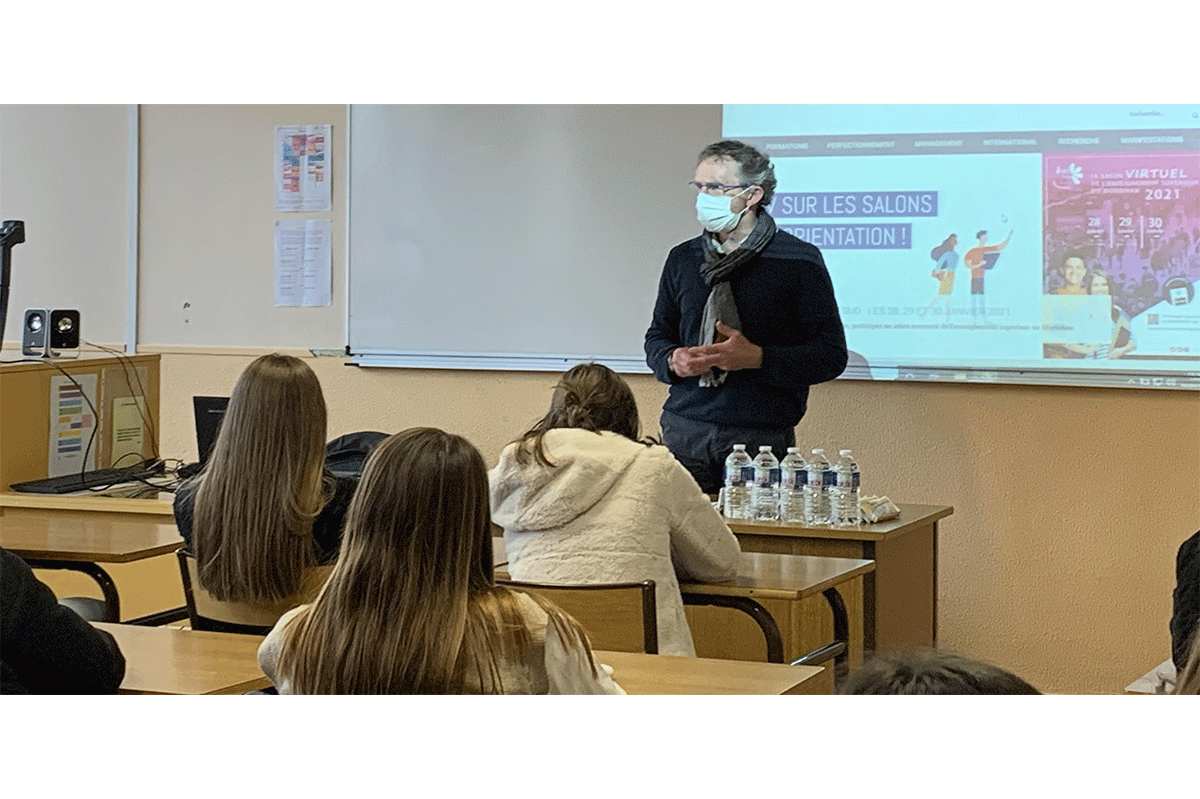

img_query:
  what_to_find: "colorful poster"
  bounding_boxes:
[1043,152,1200,360]
[48,374,97,478]
[275,124,332,212]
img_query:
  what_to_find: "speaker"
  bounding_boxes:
[21,308,47,356]
[21,308,80,358]
[48,309,80,358]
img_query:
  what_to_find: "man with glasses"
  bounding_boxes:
[644,140,847,494]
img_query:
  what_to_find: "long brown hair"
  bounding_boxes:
[192,354,333,602]
[514,362,652,467]
[276,427,596,694]
[1174,624,1200,695]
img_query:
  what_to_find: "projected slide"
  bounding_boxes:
[724,105,1200,388]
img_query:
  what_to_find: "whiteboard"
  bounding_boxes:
[347,105,720,370]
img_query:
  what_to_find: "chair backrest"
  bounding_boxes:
[176,548,331,635]
[497,579,658,654]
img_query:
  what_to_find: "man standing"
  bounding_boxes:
[644,140,847,494]
[963,228,1013,322]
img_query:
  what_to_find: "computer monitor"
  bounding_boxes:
[193,396,230,466]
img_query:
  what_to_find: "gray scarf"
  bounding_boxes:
[697,211,777,386]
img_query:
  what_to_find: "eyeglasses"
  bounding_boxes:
[688,181,751,193]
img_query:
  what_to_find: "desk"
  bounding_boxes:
[94,622,270,695]
[725,503,952,655]
[596,651,825,695]
[1,510,185,623]
[494,537,871,680]
[0,491,174,519]
[93,622,822,695]
[0,353,162,491]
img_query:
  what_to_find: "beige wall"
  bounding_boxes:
[155,351,1200,695]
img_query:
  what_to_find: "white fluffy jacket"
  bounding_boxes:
[489,429,740,657]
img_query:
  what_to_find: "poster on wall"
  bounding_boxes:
[274,219,332,306]
[47,374,97,477]
[275,124,332,212]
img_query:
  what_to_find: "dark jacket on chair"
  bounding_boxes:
[1171,530,1199,671]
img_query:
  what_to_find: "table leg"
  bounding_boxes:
[682,594,786,663]
[28,559,120,622]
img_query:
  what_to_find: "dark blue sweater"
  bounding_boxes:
[644,229,847,431]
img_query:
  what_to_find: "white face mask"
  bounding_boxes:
[695,186,754,233]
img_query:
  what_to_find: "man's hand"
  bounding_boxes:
[672,321,763,376]
[670,345,716,378]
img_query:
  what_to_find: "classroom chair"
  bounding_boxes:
[176,548,330,635]
[497,579,659,654]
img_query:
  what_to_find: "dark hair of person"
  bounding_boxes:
[975,230,987,240]
[1173,623,1200,695]
[514,362,654,467]
[838,650,1042,695]
[697,140,777,210]
[931,234,957,261]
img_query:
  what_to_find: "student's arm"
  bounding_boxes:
[543,619,626,695]
[257,605,307,686]
[660,451,741,582]
[0,548,125,694]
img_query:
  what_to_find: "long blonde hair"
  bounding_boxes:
[277,427,596,694]
[192,354,332,602]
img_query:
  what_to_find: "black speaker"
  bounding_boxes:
[48,309,80,358]
[21,308,47,356]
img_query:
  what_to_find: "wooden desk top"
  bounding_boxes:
[680,552,874,601]
[724,503,954,542]
[94,622,269,695]
[0,492,175,516]
[93,622,821,696]
[493,537,873,601]
[0,511,182,563]
[596,650,823,695]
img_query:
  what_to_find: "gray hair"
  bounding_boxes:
[697,140,777,210]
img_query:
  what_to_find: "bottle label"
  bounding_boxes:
[838,472,861,489]
[851,472,860,489]
[781,468,806,489]
[769,467,780,485]
[823,470,837,487]
[727,465,756,485]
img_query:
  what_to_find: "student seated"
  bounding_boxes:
[1,547,126,694]
[173,353,356,602]
[257,427,625,694]
[1171,530,1198,672]
[838,650,1041,695]
[489,363,740,657]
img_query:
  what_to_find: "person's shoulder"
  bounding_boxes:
[172,478,198,528]
[635,443,698,488]
[667,235,705,261]
[763,228,824,265]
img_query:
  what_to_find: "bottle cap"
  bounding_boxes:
[732,443,746,450]
[839,449,852,456]
[812,448,825,454]
[759,446,772,452]
[786,447,799,453]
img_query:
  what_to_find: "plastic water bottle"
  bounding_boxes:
[723,444,753,519]
[831,449,861,527]
[804,448,831,525]
[779,447,807,523]
[751,446,780,521]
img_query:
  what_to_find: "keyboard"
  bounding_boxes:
[10,464,164,494]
